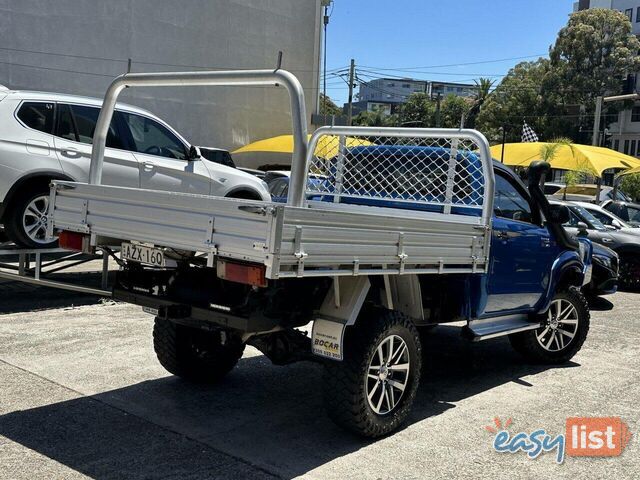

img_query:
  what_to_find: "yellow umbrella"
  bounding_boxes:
[616,165,640,178]
[233,134,373,160]
[489,142,640,176]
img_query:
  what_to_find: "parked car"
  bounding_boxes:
[543,182,566,195]
[586,242,619,297]
[265,170,326,203]
[602,199,640,227]
[573,201,639,232]
[0,90,270,247]
[551,199,640,290]
[551,184,629,203]
[198,146,266,179]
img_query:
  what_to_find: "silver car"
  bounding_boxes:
[0,89,270,247]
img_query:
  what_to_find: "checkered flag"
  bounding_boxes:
[521,121,539,142]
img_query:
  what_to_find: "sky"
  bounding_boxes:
[324,0,576,104]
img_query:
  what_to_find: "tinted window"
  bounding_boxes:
[493,174,532,223]
[56,104,76,141]
[568,205,606,230]
[626,205,640,223]
[69,105,124,149]
[120,112,187,160]
[588,209,614,226]
[17,102,55,134]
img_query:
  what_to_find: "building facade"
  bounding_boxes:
[351,78,475,115]
[0,0,323,167]
[575,0,640,157]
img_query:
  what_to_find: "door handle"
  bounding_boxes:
[143,161,156,170]
[495,231,510,240]
[61,148,82,159]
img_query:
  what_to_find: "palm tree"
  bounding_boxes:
[466,78,495,128]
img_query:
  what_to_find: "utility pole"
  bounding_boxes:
[347,58,355,126]
[435,93,442,128]
[592,96,603,146]
[321,1,331,115]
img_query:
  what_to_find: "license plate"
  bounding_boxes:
[142,306,159,316]
[121,242,165,267]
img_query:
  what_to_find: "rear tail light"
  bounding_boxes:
[216,259,267,287]
[58,231,92,253]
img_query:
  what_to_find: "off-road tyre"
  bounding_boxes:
[4,184,57,248]
[153,317,245,383]
[323,308,422,438]
[509,289,589,364]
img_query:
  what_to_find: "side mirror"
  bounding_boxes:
[188,145,201,160]
[577,221,589,235]
[611,218,623,229]
[547,204,570,224]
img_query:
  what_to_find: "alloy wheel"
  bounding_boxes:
[366,334,410,415]
[22,195,55,245]
[535,298,579,352]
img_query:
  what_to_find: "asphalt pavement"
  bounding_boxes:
[0,278,638,479]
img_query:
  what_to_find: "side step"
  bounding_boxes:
[463,315,541,341]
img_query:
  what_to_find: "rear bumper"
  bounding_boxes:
[114,287,279,333]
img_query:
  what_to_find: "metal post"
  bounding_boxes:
[592,95,603,147]
[101,249,109,290]
[347,59,355,126]
[500,125,506,163]
[87,69,309,207]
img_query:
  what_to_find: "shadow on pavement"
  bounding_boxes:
[0,325,576,479]
[0,271,112,314]
[587,296,615,311]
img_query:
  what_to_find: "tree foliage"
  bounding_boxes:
[319,93,342,116]
[397,93,434,126]
[549,9,640,109]
[620,174,640,202]
[477,9,640,144]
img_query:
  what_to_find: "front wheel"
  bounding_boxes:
[323,308,422,438]
[509,289,589,364]
[618,254,640,291]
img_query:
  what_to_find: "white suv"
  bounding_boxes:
[0,89,270,247]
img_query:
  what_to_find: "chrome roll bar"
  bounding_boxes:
[88,69,309,207]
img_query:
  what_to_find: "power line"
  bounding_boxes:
[0,46,345,73]
[0,60,348,90]
[357,54,547,72]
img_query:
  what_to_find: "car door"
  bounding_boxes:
[53,104,139,188]
[484,173,557,314]
[118,111,212,195]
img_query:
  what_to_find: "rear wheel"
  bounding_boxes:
[4,184,57,248]
[153,317,245,383]
[509,289,589,364]
[323,308,422,438]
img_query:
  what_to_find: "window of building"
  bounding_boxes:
[613,139,620,152]
[387,83,395,87]
[632,140,637,157]
[625,8,633,21]
[17,102,55,134]
[402,83,411,88]
[637,6,640,22]
[632,106,640,122]
[624,139,630,154]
